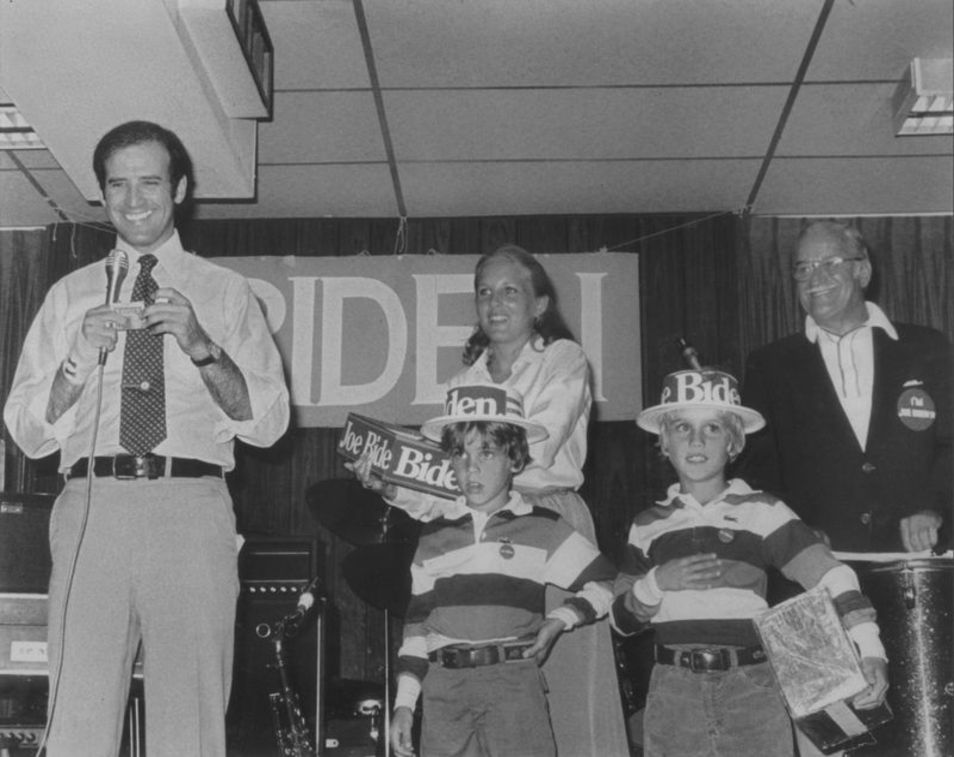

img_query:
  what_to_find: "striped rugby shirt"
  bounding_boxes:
[395,491,614,703]
[612,479,881,651]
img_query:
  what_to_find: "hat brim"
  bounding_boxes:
[636,402,765,434]
[421,415,549,444]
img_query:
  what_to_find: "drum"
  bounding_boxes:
[324,679,384,757]
[850,558,953,757]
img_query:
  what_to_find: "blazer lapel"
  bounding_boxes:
[792,338,865,452]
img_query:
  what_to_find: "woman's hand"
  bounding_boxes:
[342,447,397,500]
[655,553,723,592]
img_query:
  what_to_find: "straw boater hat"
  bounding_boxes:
[421,383,549,444]
[636,368,765,434]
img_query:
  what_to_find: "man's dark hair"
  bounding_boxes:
[440,421,532,473]
[92,120,194,196]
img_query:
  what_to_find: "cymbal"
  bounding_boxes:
[342,542,416,617]
[306,478,420,546]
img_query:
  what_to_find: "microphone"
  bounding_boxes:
[678,337,703,371]
[99,250,129,365]
[104,249,129,305]
[291,575,323,619]
[255,576,323,639]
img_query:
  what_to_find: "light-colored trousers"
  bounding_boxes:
[45,476,240,757]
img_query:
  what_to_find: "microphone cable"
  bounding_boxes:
[38,353,111,755]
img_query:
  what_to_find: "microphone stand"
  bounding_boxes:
[380,510,392,757]
[257,606,320,757]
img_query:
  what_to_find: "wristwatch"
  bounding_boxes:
[191,342,221,367]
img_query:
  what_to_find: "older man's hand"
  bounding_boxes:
[899,510,943,552]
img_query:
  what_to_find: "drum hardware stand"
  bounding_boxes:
[901,565,916,609]
[379,510,393,757]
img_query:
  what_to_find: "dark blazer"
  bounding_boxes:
[740,323,952,552]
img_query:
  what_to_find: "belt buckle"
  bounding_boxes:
[502,642,530,663]
[113,455,156,480]
[690,649,725,673]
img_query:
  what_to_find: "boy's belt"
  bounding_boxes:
[66,455,223,480]
[655,644,766,673]
[428,641,535,669]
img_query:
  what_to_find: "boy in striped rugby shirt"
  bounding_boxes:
[612,368,888,757]
[390,383,616,757]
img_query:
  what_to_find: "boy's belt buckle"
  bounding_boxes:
[689,648,729,672]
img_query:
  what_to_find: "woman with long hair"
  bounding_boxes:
[351,244,629,756]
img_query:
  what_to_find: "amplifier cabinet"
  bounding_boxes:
[227,535,326,757]
[0,494,55,594]
[0,594,47,676]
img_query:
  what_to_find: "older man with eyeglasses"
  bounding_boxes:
[740,219,951,555]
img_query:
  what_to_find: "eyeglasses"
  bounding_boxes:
[792,256,866,281]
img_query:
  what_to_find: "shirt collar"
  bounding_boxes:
[446,490,531,519]
[476,335,547,373]
[658,478,752,509]
[804,301,898,343]
[114,229,186,271]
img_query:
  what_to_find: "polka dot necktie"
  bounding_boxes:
[119,254,167,455]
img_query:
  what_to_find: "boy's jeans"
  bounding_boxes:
[643,661,793,757]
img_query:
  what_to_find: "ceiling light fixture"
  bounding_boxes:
[893,58,953,136]
[0,104,45,149]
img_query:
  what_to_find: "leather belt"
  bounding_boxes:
[66,455,223,481]
[428,641,535,669]
[654,644,766,673]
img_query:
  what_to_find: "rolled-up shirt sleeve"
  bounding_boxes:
[3,276,92,458]
[209,275,289,448]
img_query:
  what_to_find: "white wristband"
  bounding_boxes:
[848,621,887,661]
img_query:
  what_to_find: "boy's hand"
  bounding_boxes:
[390,706,415,757]
[851,657,888,710]
[522,618,566,666]
[655,553,722,592]
[344,448,397,500]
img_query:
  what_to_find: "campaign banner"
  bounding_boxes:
[214,253,640,427]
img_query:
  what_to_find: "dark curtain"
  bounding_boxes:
[738,215,954,359]
[5,212,951,680]
[1,212,738,679]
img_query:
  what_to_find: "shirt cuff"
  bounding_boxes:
[546,607,577,630]
[848,621,886,661]
[632,567,664,606]
[393,673,421,711]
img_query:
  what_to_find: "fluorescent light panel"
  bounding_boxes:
[894,58,954,136]
[0,104,46,149]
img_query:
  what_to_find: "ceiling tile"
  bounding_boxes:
[194,163,398,219]
[259,91,387,163]
[386,87,789,160]
[262,1,370,90]
[755,156,954,216]
[807,0,954,81]
[779,82,954,156]
[362,0,820,87]
[399,159,761,217]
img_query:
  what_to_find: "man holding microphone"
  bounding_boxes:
[4,120,289,756]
